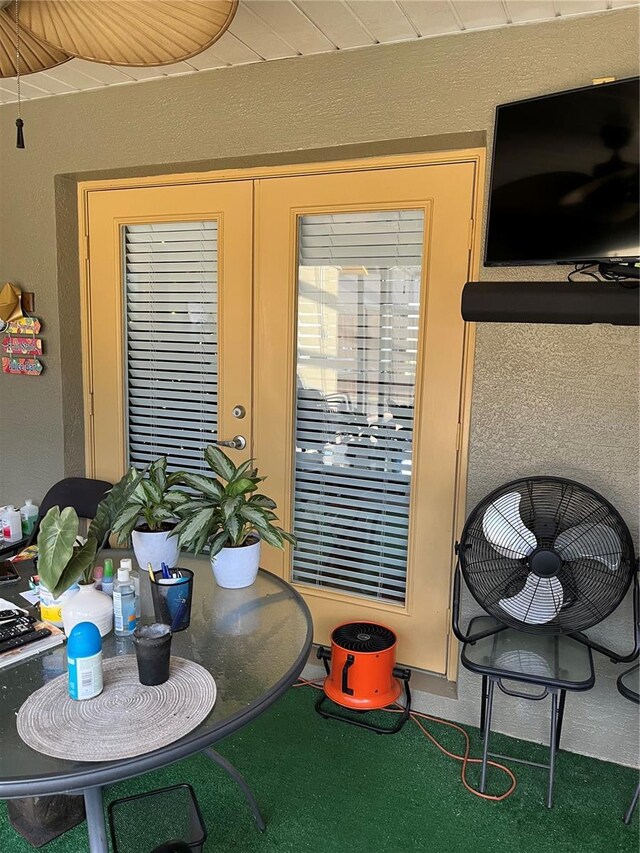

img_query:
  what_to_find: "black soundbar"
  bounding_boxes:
[461,281,639,325]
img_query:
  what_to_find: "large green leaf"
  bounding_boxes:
[280,530,297,547]
[248,494,277,510]
[226,513,241,543]
[179,473,223,500]
[174,506,217,547]
[175,498,217,516]
[230,459,256,481]
[37,507,80,593]
[88,466,145,546]
[142,479,163,505]
[111,503,143,543]
[210,532,230,558]
[239,505,269,525]
[150,456,168,491]
[51,538,98,597]
[221,496,242,521]
[204,446,236,481]
[150,507,174,523]
[164,490,191,508]
[226,478,258,497]
[254,524,285,549]
[193,525,213,556]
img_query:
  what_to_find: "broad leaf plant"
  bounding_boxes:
[173,446,295,558]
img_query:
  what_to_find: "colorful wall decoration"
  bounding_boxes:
[0,283,44,377]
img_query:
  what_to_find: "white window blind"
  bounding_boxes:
[124,221,218,474]
[293,210,425,604]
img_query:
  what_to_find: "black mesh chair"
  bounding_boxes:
[26,477,113,546]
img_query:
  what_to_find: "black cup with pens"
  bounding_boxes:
[149,564,194,632]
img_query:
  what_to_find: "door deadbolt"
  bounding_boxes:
[232,405,246,419]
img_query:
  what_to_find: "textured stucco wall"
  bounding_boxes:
[0,9,638,765]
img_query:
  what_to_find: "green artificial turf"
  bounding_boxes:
[1,685,637,853]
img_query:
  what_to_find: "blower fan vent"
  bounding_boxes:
[331,623,396,653]
[459,476,634,634]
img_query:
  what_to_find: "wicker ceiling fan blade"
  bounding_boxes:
[0,7,70,78]
[18,0,237,67]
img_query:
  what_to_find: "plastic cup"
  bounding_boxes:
[133,623,172,686]
[150,569,193,632]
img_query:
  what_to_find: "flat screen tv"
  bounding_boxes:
[485,77,640,266]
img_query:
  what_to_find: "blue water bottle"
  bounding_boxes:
[68,622,103,701]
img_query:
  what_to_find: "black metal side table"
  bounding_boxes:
[461,615,595,808]
[616,663,639,825]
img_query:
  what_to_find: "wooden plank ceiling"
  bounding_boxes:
[1,0,637,103]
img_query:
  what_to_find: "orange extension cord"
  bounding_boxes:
[293,677,517,802]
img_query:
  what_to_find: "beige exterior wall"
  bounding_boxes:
[0,9,638,764]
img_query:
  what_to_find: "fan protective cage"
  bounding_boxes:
[459,476,635,634]
[331,622,396,653]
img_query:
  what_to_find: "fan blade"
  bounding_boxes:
[499,573,563,625]
[555,522,621,571]
[482,491,537,559]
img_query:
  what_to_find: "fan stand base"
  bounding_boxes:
[314,669,411,735]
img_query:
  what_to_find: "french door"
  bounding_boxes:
[255,164,475,673]
[83,157,478,672]
[85,182,253,483]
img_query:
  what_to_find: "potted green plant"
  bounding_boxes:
[111,456,186,571]
[36,468,142,635]
[174,446,295,589]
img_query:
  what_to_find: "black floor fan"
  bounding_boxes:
[452,476,639,660]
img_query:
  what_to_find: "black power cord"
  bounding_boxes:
[568,262,640,288]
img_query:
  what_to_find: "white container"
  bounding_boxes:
[2,506,22,543]
[131,528,180,572]
[119,558,140,619]
[211,538,261,589]
[61,582,114,637]
[20,499,39,536]
[113,565,137,636]
[39,583,80,627]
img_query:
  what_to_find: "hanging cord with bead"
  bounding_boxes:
[15,0,24,148]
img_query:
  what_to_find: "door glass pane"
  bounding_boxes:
[293,210,425,604]
[123,221,217,474]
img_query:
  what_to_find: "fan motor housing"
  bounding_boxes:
[529,547,563,578]
[323,622,402,711]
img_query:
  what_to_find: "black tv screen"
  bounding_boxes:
[485,78,640,266]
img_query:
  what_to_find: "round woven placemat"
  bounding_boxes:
[17,656,216,762]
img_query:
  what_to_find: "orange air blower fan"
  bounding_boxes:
[316,622,411,734]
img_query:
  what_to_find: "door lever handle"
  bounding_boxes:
[213,435,247,451]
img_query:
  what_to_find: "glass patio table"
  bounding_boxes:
[0,550,313,852]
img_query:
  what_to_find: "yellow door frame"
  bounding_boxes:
[77,147,485,679]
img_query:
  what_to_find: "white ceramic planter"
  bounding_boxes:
[211,539,260,589]
[61,582,114,637]
[131,528,180,572]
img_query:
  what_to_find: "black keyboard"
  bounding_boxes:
[0,627,52,654]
